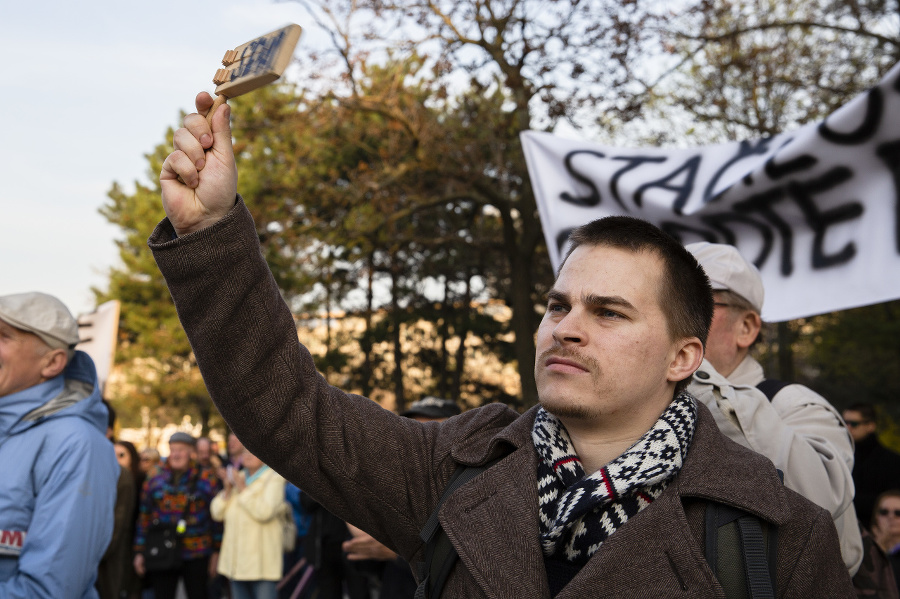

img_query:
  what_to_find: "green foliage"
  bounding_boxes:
[801,301,900,413]
[95,132,218,432]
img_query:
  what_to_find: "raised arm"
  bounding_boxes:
[148,94,475,561]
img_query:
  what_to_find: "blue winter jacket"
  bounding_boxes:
[0,350,118,598]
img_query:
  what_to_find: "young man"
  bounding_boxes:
[686,242,863,574]
[0,292,118,598]
[148,92,853,597]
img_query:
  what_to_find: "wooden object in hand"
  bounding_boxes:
[206,24,302,124]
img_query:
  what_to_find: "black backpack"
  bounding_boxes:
[415,462,778,599]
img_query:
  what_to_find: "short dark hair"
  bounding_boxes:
[561,216,713,393]
[845,403,877,425]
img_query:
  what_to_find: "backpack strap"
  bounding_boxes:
[415,458,502,599]
[705,501,778,599]
[756,379,790,402]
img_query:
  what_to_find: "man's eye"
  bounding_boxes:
[600,309,622,319]
[547,302,567,313]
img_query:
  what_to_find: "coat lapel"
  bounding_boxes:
[440,415,551,599]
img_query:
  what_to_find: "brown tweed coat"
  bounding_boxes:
[150,199,854,598]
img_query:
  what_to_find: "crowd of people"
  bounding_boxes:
[3,88,900,598]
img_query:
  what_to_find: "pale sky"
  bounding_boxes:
[1,0,324,317]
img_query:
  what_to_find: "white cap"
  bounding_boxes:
[0,292,80,349]
[685,242,764,313]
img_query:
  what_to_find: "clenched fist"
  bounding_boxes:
[160,92,238,236]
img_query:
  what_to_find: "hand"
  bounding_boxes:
[209,552,219,579]
[234,470,247,493]
[134,553,145,577]
[160,92,238,236]
[343,524,398,561]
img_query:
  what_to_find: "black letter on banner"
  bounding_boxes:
[786,167,863,269]
[732,188,795,275]
[699,213,776,268]
[609,156,667,211]
[764,141,818,180]
[658,222,717,244]
[703,139,775,203]
[560,151,605,207]
[634,156,701,214]
[818,88,883,145]
[875,140,900,254]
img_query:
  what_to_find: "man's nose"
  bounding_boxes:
[552,310,586,346]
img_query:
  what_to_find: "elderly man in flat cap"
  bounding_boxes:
[0,292,118,598]
[685,242,863,575]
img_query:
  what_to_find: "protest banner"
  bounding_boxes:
[522,63,900,322]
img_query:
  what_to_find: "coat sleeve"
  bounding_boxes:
[691,361,863,574]
[149,200,463,559]
[0,424,117,599]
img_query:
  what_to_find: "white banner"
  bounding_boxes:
[523,63,900,322]
[76,300,121,393]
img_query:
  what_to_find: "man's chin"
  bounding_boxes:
[539,397,597,421]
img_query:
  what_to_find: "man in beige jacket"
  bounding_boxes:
[686,241,863,574]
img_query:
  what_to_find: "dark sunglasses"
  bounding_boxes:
[878,508,900,518]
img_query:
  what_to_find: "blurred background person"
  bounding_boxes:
[140,447,162,475]
[844,404,900,527]
[872,491,900,591]
[227,432,244,470]
[116,440,146,599]
[196,436,220,470]
[98,402,136,599]
[134,432,222,599]
[212,448,287,599]
[280,482,312,599]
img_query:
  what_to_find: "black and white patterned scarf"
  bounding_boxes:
[532,392,697,565]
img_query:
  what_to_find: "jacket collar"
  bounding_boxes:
[0,351,106,439]
[725,355,765,387]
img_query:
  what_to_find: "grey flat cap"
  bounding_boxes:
[0,292,80,349]
[685,242,764,313]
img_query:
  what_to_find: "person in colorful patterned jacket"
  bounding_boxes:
[133,431,223,599]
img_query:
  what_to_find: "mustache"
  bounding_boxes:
[538,347,599,371]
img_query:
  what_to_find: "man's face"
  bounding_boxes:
[534,245,685,433]
[196,439,211,465]
[703,293,743,374]
[168,442,192,471]
[0,319,52,398]
[843,409,877,442]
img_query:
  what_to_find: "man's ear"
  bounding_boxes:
[735,311,762,350]
[667,337,704,384]
[40,349,68,380]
